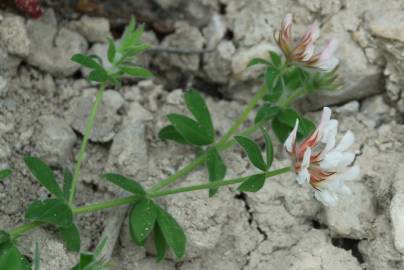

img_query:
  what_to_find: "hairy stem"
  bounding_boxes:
[9,167,291,239]
[68,83,106,205]
[149,85,267,192]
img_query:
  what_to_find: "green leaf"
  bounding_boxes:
[63,168,73,202]
[154,223,167,262]
[184,89,214,139]
[25,199,73,228]
[107,38,116,64]
[206,147,226,197]
[261,128,273,169]
[284,67,302,90]
[120,44,150,58]
[129,199,157,244]
[234,136,267,171]
[271,117,291,143]
[156,206,186,259]
[24,156,64,198]
[265,67,280,90]
[102,173,145,195]
[167,114,214,146]
[0,169,11,181]
[71,253,94,270]
[34,241,40,270]
[158,125,189,145]
[270,51,282,67]
[264,74,283,103]
[88,69,109,82]
[276,109,314,139]
[121,66,153,79]
[0,231,10,245]
[59,223,81,252]
[254,104,280,124]
[0,242,30,270]
[298,116,315,139]
[276,108,299,128]
[247,58,270,67]
[238,174,266,192]
[71,54,103,70]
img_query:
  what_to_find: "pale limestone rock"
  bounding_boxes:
[35,115,77,167]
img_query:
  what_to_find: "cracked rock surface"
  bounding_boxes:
[0,2,404,270]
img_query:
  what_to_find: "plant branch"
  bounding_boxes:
[8,166,291,239]
[68,83,107,205]
[149,85,267,192]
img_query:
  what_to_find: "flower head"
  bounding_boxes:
[274,14,339,71]
[284,107,360,206]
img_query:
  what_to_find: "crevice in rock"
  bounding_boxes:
[331,237,365,264]
[310,218,328,229]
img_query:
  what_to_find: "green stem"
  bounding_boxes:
[73,195,139,214]
[149,85,267,192]
[9,222,42,239]
[149,166,291,198]
[68,83,107,205]
[216,84,267,146]
[8,166,291,239]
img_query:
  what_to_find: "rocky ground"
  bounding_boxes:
[1,0,404,269]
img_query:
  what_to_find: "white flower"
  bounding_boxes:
[284,107,360,206]
[274,14,339,71]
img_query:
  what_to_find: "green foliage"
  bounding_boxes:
[0,169,12,181]
[269,51,282,68]
[254,104,280,124]
[261,128,274,169]
[238,174,266,192]
[153,223,167,262]
[158,125,188,145]
[0,240,30,270]
[234,136,267,171]
[24,156,64,199]
[206,147,227,197]
[102,173,145,195]
[25,199,73,228]
[156,206,186,259]
[184,89,214,139]
[71,237,109,270]
[166,114,214,146]
[71,16,151,85]
[129,199,157,244]
[127,199,186,261]
[63,169,74,202]
[59,223,81,252]
[271,108,315,143]
[160,90,215,146]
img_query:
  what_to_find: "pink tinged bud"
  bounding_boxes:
[316,39,339,71]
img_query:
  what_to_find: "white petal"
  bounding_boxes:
[339,184,352,195]
[319,151,342,170]
[338,152,355,167]
[285,119,299,153]
[322,119,338,144]
[314,189,338,207]
[336,130,354,152]
[338,166,360,182]
[320,151,355,170]
[282,14,293,29]
[302,147,312,168]
[296,168,310,185]
[303,44,315,61]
